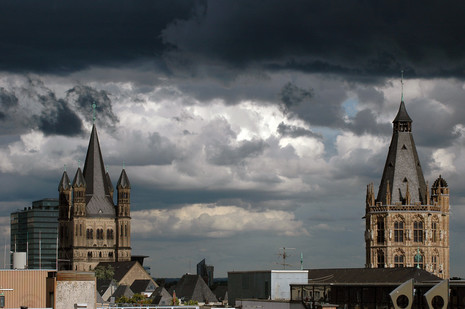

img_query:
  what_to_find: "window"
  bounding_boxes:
[377,251,385,268]
[394,255,405,267]
[87,229,93,239]
[124,225,128,237]
[432,255,438,271]
[432,222,437,242]
[394,221,404,242]
[414,221,424,243]
[80,224,82,236]
[377,217,385,244]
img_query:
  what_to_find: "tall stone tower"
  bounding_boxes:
[365,101,450,279]
[58,124,132,271]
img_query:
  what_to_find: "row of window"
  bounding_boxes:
[86,228,116,240]
[377,219,439,244]
[377,252,439,271]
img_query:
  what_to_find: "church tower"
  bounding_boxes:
[58,124,132,271]
[365,100,450,279]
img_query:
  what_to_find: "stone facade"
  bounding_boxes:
[365,101,450,279]
[58,125,131,271]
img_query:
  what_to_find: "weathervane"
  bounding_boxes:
[92,102,97,124]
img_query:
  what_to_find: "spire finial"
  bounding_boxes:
[401,70,404,102]
[123,161,125,169]
[78,159,81,168]
[64,164,67,172]
[92,102,97,124]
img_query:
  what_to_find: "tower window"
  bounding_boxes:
[432,222,437,242]
[376,217,385,244]
[394,221,404,242]
[377,251,385,268]
[432,255,438,271]
[414,221,424,243]
[394,254,405,267]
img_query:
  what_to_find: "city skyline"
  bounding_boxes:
[1,1,465,277]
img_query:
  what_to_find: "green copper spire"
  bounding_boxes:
[401,70,404,102]
[92,102,97,124]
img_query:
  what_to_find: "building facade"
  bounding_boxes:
[365,101,450,279]
[10,198,59,269]
[58,124,131,271]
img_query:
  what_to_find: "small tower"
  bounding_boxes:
[116,168,131,261]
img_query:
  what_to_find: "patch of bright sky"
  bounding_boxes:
[342,98,359,118]
[312,126,341,158]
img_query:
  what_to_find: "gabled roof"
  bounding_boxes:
[376,101,427,204]
[112,284,134,300]
[174,274,218,303]
[58,171,70,191]
[97,261,138,282]
[150,286,172,305]
[117,169,131,189]
[97,279,117,297]
[306,268,441,285]
[73,167,86,188]
[131,279,156,294]
[82,125,115,216]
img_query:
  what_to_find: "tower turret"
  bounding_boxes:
[116,168,131,261]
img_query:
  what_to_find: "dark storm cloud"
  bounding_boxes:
[0,0,197,74]
[280,82,313,111]
[0,87,18,120]
[36,94,83,136]
[347,109,391,136]
[162,0,465,79]
[66,86,118,129]
[206,139,268,166]
[279,82,346,128]
[277,122,322,139]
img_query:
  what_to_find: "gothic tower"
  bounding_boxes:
[365,100,450,279]
[58,124,132,271]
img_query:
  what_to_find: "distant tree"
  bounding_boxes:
[185,299,199,305]
[116,295,130,304]
[116,294,151,305]
[94,265,115,280]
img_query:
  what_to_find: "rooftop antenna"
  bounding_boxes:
[277,247,295,270]
[300,252,303,270]
[401,70,404,102]
[92,102,97,124]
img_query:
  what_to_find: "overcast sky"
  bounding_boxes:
[1,0,465,278]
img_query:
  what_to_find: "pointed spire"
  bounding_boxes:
[376,100,427,205]
[106,172,114,194]
[117,169,131,189]
[82,124,115,216]
[73,167,86,187]
[393,101,412,124]
[58,171,70,191]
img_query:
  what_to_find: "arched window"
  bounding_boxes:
[124,225,128,237]
[87,251,92,258]
[376,217,385,244]
[394,221,404,242]
[394,254,405,267]
[413,221,424,243]
[432,254,438,272]
[377,250,385,268]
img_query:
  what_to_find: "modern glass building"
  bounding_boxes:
[10,198,59,269]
